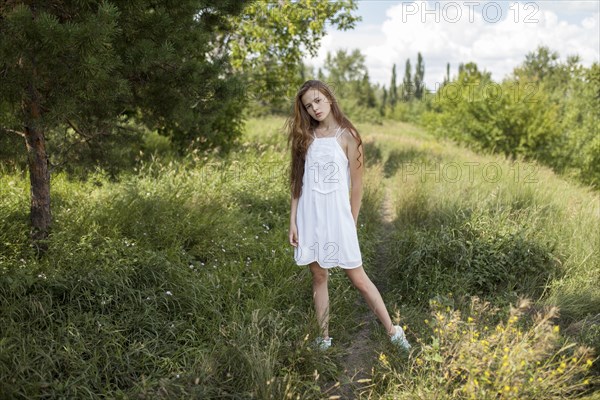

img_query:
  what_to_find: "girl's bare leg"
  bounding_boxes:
[344,266,396,336]
[309,262,330,338]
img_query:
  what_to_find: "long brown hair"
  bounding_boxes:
[285,80,363,199]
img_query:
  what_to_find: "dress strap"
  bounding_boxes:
[312,129,317,139]
[335,126,344,139]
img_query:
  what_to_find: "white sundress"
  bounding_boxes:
[293,126,363,269]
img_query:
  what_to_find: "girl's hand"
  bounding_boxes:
[289,224,299,247]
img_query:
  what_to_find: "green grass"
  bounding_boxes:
[0,117,598,398]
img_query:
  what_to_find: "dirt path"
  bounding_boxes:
[325,183,397,399]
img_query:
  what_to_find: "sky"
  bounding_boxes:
[304,0,600,91]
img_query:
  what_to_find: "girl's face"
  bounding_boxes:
[301,89,332,122]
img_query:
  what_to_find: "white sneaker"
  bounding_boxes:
[390,325,411,351]
[315,336,332,350]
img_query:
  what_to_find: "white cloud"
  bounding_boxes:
[538,0,600,15]
[305,1,599,91]
[306,24,385,73]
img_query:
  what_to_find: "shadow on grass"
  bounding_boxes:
[384,195,564,311]
[383,147,431,178]
[363,141,384,167]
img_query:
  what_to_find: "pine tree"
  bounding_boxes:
[0,1,250,248]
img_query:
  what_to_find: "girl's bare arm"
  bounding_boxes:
[289,192,299,247]
[290,192,299,226]
[347,131,364,227]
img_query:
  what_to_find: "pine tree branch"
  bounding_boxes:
[48,123,95,173]
[1,127,26,138]
[114,124,143,135]
[66,119,91,139]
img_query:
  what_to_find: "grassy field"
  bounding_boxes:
[0,116,598,398]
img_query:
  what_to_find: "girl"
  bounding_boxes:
[286,80,410,351]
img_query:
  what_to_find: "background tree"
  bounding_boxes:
[0,0,250,248]
[512,47,600,187]
[380,86,388,116]
[226,0,360,114]
[299,63,309,83]
[423,51,599,189]
[514,46,559,82]
[320,48,380,123]
[414,52,425,99]
[359,72,377,108]
[324,48,367,98]
[389,64,398,109]
[317,67,326,82]
[402,58,413,101]
[443,62,451,85]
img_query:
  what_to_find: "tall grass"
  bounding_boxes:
[0,122,385,398]
[1,116,598,398]
[361,119,599,397]
[379,131,599,318]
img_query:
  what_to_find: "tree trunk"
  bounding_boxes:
[24,96,51,253]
